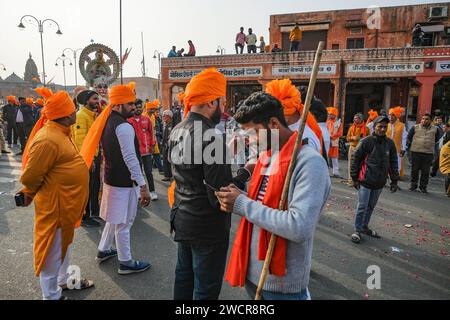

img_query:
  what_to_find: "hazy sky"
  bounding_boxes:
[0,0,438,85]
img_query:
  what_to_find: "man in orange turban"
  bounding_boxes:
[34,98,44,122]
[346,113,370,185]
[2,96,19,148]
[326,107,343,178]
[388,107,407,178]
[146,100,164,174]
[265,79,323,156]
[80,82,152,275]
[19,87,94,300]
[169,68,233,300]
[367,109,379,134]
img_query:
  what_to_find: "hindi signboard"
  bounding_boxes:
[436,61,450,73]
[169,67,263,80]
[347,63,424,74]
[272,64,337,76]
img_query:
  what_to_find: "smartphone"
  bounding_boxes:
[15,193,25,207]
[203,180,219,192]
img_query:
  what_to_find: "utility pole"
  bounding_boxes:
[141,32,146,77]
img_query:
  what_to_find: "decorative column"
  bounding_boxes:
[416,76,441,123]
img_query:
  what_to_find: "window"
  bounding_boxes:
[332,43,340,50]
[347,38,365,49]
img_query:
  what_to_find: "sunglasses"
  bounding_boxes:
[96,85,108,89]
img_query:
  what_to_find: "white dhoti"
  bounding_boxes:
[331,158,340,176]
[98,183,140,262]
[40,228,72,300]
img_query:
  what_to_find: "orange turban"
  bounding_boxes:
[183,68,226,115]
[265,79,324,153]
[389,106,404,119]
[80,82,136,168]
[327,107,339,117]
[26,97,34,105]
[7,95,16,104]
[146,99,160,110]
[177,92,185,105]
[36,98,44,106]
[367,109,379,123]
[22,88,76,169]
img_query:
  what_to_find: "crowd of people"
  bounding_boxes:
[0,69,449,301]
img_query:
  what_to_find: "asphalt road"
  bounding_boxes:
[0,147,448,300]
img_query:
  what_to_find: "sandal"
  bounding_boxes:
[362,228,381,238]
[351,232,361,244]
[60,278,95,291]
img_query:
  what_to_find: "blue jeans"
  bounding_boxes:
[174,240,229,300]
[355,186,383,232]
[245,281,310,300]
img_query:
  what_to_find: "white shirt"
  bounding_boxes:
[318,122,331,156]
[289,120,321,154]
[389,123,408,151]
[115,123,146,187]
[16,109,24,123]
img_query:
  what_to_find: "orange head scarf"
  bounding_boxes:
[7,95,17,104]
[265,79,323,153]
[327,107,339,117]
[80,82,136,168]
[36,98,44,106]
[389,106,404,119]
[367,109,379,123]
[22,88,76,169]
[177,92,185,105]
[183,68,226,116]
[26,97,34,106]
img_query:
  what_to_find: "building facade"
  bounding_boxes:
[161,2,450,129]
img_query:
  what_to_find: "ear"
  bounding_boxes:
[268,117,281,129]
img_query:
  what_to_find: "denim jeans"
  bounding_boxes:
[355,186,383,232]
[153,153,164,173]
[245,280,311,301]
[290,41,300,51]
[174,240,229,300]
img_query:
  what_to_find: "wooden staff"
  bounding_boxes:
[255,41,325,300]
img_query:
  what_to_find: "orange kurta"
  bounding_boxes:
[387,121,406,177]
[20,121,89,276]
[326,119,343,159]
[346,124,370,148]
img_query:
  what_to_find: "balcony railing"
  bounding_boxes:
[161,46,450,68]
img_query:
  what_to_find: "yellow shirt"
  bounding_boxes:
[440,141,450,175]
[347,124,370,148]
[290,27,302,42]
[21,121,89,276]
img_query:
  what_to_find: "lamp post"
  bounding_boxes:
[62,48,82,86]
[153,50,163,100]
[55,57,72,91]
[18,15,62,87]
[216,45,226,55]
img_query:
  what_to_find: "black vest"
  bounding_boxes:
[102,111,141,187]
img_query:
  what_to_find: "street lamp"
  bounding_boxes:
[216,45,226,55]
[62,48,82,86]
[18,15,63,87]
[153,50,163,100]
[55,57,72,91]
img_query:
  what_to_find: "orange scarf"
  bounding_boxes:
[350,122,367,138]
[225,132,299,287]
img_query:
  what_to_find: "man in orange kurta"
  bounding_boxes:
[326,107,343,178]
[387,107,407,178]
[346,113,370,185]
[19,87,92,300]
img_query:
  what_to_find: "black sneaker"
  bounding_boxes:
[118,260,151,275]
[409,186,418,192]
[81,217,101,228]
[419,187,428,194]
[96,249,118,263]
[1,150,11,154]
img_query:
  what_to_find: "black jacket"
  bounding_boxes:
[2,103,17,124]
[168,112,233,243]
[351,134,399,190]
[17,104,35,127]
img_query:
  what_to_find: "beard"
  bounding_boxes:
[211,105,222,125]
[121,106,135,119]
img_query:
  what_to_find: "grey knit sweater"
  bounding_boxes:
[233,145,331,294]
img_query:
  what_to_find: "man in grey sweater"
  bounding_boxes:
[216,92,330,300]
